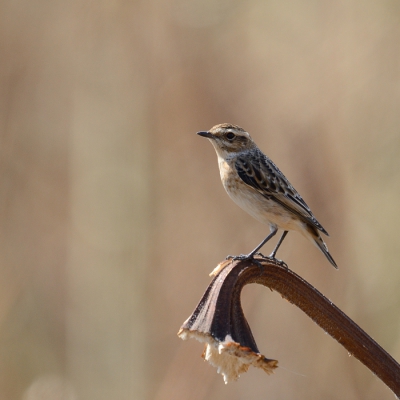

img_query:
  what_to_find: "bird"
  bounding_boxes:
[197,123,337,268]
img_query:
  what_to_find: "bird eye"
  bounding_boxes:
[226,132,235,141]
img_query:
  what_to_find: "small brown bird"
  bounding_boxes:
[197,123,337,268]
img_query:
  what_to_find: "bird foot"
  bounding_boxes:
[226,254,264,270]
[253,252,267,258]
[226,254,250,261]
[268,254,288,269]
[226,253,288,270]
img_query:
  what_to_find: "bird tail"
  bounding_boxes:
[307,227,338,269]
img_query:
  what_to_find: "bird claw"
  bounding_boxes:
[254,252,288,269]
[268,256,288,269]
[226,254,264,270]
[226,254,249,261]
[226,253,288,270]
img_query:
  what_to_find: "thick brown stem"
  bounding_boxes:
[179,257,400,396]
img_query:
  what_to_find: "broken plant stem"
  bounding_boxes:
[178,257,400,396]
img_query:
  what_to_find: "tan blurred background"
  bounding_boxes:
[1,1,400,399]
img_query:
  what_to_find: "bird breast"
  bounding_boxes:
[218,157,306,232]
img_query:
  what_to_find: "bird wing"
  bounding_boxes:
[235,150,328,235]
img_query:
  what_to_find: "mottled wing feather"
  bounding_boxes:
[235,151,329,235]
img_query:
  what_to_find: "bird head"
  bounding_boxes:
[197,123,256,159]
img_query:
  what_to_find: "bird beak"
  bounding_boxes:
[197,131,214,139]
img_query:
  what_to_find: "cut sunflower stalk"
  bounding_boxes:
[178,257,400,397]
[177,257,278,383]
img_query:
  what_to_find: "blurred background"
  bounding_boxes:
[1,1,400,399]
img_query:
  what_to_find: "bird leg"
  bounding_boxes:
[226,226,278,263]
[247,226,278,257]
[269,230,288,258]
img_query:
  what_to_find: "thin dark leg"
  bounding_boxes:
[270,230,288,258]
[226,226,279,266]
[247,226,278,257]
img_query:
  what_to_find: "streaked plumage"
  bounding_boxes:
[197,123,337,268]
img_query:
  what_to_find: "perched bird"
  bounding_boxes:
[197,123,337,268]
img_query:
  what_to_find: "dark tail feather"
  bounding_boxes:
[313,234,338,269]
